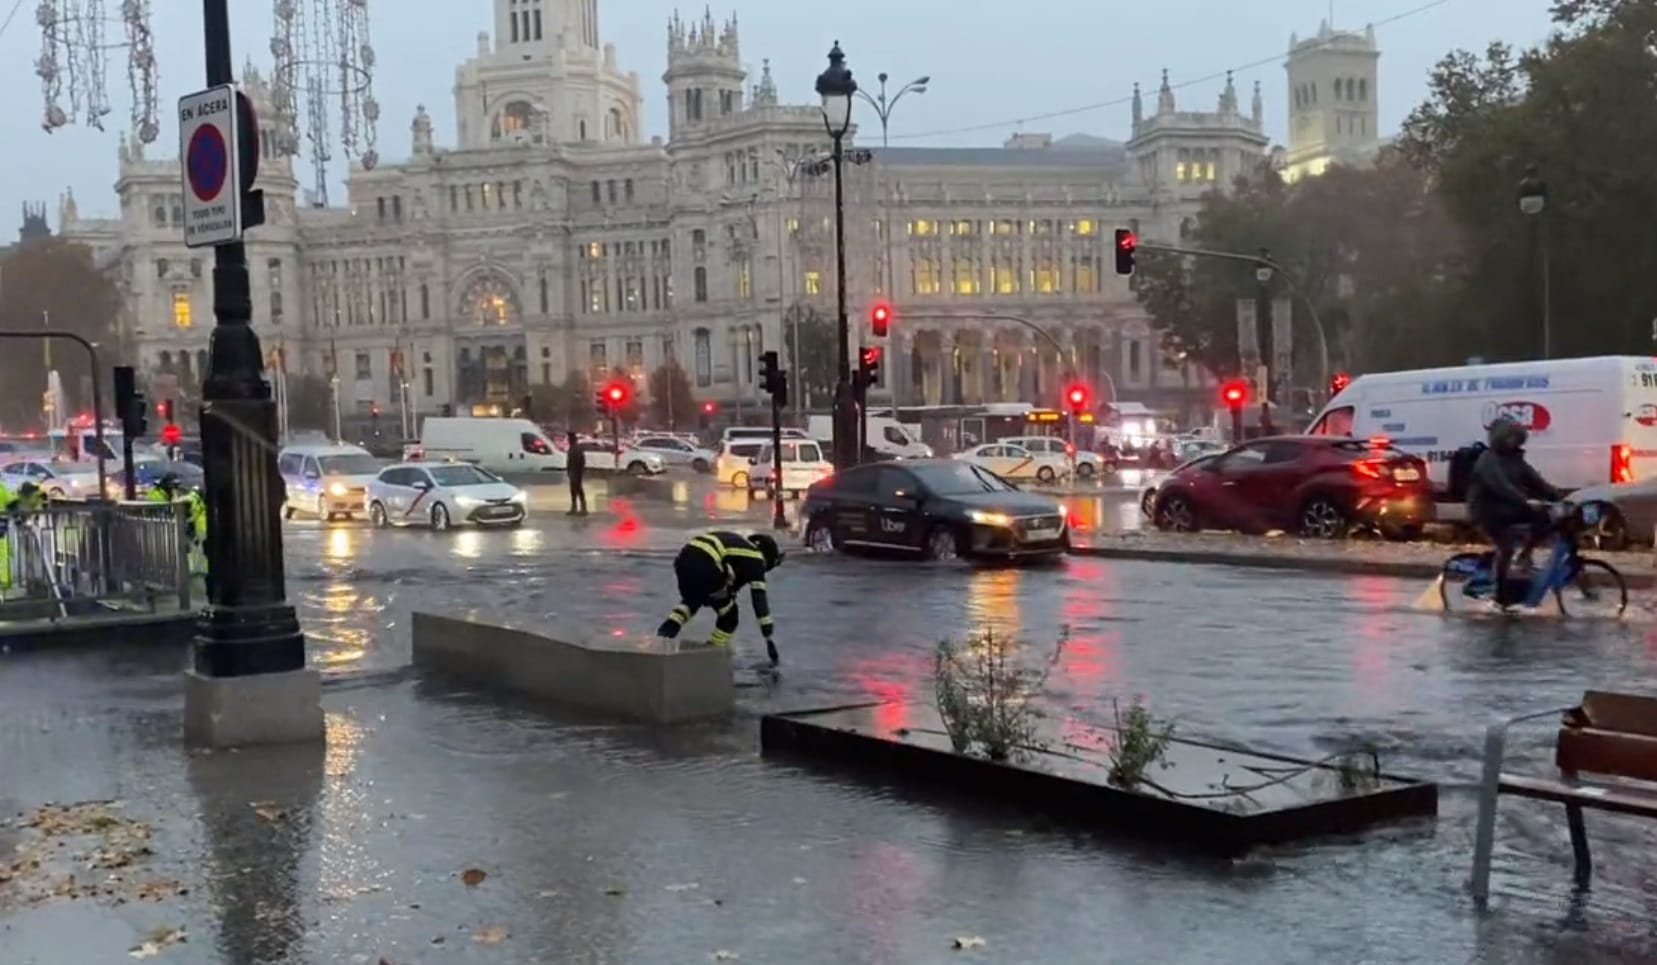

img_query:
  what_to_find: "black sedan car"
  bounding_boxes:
[796,458,1069,562]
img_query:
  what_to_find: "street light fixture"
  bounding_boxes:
[815,42,858,470]
[855,71,930,147]
[1518,164,1552,358]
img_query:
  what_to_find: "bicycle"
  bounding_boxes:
[1437,501,1628,618]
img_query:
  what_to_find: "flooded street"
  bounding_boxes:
[5,478,1657,963]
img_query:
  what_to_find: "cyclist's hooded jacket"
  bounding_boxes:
[1467,421,1557,526]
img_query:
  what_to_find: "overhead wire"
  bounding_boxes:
[886,0,1453,142]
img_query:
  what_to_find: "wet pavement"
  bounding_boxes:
[4,473,1657,963]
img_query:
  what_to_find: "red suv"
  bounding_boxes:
[1149,436,1434,540]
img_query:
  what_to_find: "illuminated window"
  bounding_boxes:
[993,220,1016,236]
[992,258,1018,294]
[1175,162,1189,182]
[907,220,936,236]
[587,242,601,258]
[171,291,191,328]
[911,257,942,295]
[735,261,752,299]
[786,217,800,235]
[1031,260,1059,294]
[1075,219,1095,235]
[803,270,822,295]
[953,261,980,295]
[951,220,974,235]
[1075,258,1097,294]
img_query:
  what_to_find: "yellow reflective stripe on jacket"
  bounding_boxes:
[723,547,764,563]
[689,534,725,565]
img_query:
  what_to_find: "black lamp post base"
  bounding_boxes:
[192,604,307,677]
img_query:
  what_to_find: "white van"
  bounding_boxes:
[416,417,563,473]
[747,438,834,498]
[277,443,382,520]
[1307,356,1657,492]
[804,414,932,459]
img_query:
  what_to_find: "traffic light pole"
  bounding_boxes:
[1230,404,1245,445]
[770,393,787,530]
[1135,241,1330,397]
[0,331,110,499]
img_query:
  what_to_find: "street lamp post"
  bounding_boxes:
[1518,165,1552,359]
[816,42,857,470]
[854,71,928,407]
[854,71,929,149]
[184,0,320,743]
[1254,252,1276,436]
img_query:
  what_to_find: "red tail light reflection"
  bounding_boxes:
[1612,444,1634,484]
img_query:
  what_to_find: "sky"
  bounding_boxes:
[0,0,1559,227]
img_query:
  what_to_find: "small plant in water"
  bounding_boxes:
[1332,745,1383,794]
[1107,697,1175,790]
[932,627,1067,762]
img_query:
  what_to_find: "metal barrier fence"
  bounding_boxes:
[0,501,192,617]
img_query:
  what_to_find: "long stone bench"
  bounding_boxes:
[410,611,733,724]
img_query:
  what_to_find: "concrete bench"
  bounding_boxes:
[1470,691,1657,904]
[411,611,733,724]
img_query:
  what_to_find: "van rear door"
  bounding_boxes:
[1622,364,1657,483]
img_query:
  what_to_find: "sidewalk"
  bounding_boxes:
[1070,530,1657,587]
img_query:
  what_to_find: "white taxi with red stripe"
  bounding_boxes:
[953,443,1070,484]
[366,462,527,531]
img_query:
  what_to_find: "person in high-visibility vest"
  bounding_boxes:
[0,478,15,593]
[150,474,208,577]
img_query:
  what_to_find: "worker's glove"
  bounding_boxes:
[656,620,681,640]
[765,638,779,667]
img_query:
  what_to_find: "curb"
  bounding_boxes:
[1068,544,1657,589]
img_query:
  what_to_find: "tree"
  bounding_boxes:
[780,303,838,409]
[646,359,696,429]
[0,238,120,429]
[528,369,591,429]
[285,374,335,431]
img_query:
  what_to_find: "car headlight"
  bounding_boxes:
[967,510,1012,527]
[329,482,347,496]
[510,491,527,504]
[455,494,482,507]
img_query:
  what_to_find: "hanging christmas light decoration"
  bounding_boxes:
[270,0,380,205]
[36,0,160,143]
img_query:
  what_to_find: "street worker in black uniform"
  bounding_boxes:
[566,431,588,516]
[658,530,783,665]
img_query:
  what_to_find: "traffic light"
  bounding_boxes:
[606,382,628,407]
[759,350,781,395]
[1065,383,1089,413]
[698,400,716,429]
[1220,379,1249,410]
[858,345,882,387]
[1330,371,1351,398]
[158,398,175,425]
[870,301,892,338]
[594,387,609,414]
[161,423,182,447]
[1114,228,1136,276]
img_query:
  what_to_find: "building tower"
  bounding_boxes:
[1125,69,1269,203]
[1282,20,1380,182]
[663,8,745,140]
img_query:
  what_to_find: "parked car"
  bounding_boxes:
[1561,477,1657,550]
[796,458,1068,563]
[953,443,1070,484]
[716,439,766,488]
[276,444,382,521]
[1002,435,1103,479]
[1149,436,1434,540]
[747,438,833,499]
[575,441,665,475]
[630,434,716,473]
[366,462,527,530]
[106,459,204,499]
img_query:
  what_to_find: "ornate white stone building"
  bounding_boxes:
[1280,20,1382,182]
[61,0,1291,420]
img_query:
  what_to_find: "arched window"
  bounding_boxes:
[1358,78,1368,101]
[461,274,520,326]
[500,101,536,138]
[693,267,708,303]
[158,350,174,373]
[693,328,712,387]
[608,107,625,141]
[577,119,588,140]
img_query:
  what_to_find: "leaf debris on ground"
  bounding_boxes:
[460,868,488,887]
[472,924,509,945]
[128,925,187,958]
[249,802,287,824]
[953,936,987,950]
[1,801,179,911]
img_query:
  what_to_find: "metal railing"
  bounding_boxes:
[0,501,192,620]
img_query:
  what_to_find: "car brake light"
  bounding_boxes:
[1367,436,1391,449]
[1611,444,1634,483]
[1352,459,1387,479]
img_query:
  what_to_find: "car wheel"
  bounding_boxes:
[1298,496,1350,539]
[1140,488,1157,518]
[368,501,389,528]
[627,461,647,475]
[1154,493,1198,532]
[1036,465,1058,483]
[692,458,710,473]
[1585,504,1629,551]
[732,471,749,488]
[1077,462,1096,479]
[805,516,837,553]
[926,526,961,562]
[430,502,451,531]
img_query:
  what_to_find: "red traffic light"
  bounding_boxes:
[605,383,627,403]
[1117,230,1136,252]
[1065,384,1089,410]
[1330,371,1352,395]
[161,424,181,446]
[1220,380,1249,408]
[861,345,882,366]
[870,301,891,338]
[701,401,716,414]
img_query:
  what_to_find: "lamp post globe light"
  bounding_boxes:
[816,42,858,469]
[1517,164,1547,217]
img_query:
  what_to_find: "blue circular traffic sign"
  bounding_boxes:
[186,124,228,202]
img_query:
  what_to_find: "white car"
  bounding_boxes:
[716,439,767,487]
[748,439,833,499]
[366,462,527,530]
[277,444,382,521]
[630,435,716,473]
[574,441,666,475]
[1002,435,1103,479]
[953,443,1070,484]
[0,459,104,499]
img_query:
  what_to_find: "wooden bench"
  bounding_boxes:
[1470,691,1657,905]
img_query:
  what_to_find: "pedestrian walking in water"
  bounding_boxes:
[566,431,588,516]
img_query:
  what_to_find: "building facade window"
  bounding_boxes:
[693,266,708,302]
[693,328,711,387]
[171,291,191,328]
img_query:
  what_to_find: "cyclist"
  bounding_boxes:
[1467,417,1561,605]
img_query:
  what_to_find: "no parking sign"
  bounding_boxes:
[178,84,245,247]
